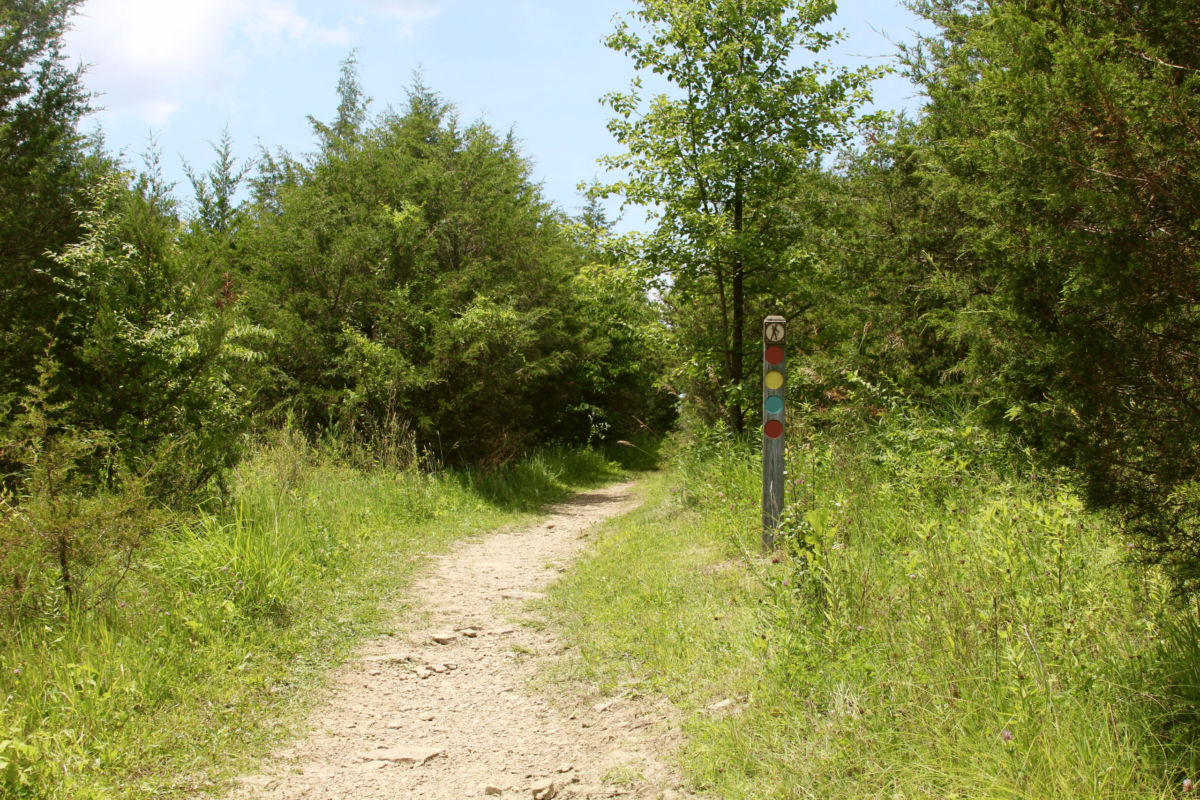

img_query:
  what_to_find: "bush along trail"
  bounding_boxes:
[0,440,638,798]
[4,1,1200,798]
[547,407,1200,800]
[232,481,694,800]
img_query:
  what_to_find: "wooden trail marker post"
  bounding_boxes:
[762,316,787,551]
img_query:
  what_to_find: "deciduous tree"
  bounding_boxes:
[595,0,881,430]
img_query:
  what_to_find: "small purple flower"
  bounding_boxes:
[12,668,20,676]
[1184,779,1195,793]
[782,580,790,587]
[857,625,864,632]
[1000,729,1014,742]
[119,602,126,608]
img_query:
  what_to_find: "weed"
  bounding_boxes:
[601,765,644,786]
[549,409,1200,799]
[0,437,623,798]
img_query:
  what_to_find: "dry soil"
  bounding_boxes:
[232,481,697,800]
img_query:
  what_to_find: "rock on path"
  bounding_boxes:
[231,482,695,800]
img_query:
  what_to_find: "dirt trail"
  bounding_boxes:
[233,481,693,800]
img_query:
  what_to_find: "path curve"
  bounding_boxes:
[234,481,692,800]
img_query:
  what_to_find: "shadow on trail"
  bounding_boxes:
[455,446,632,513]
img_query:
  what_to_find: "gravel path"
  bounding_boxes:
[233,481,694,800]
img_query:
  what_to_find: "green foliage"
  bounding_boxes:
[240,63,669,455]
[886,0,1200,591]
[0,436,623,799]
[0,351,166,616]
[748,413,1187,798]
[0,0,105,402]
[569,264,675,445]
[182,124,251,238]
[41,172,267,499]
[552,410,1200,798]
[765,119,975,408]
[594,0,883,430]
[0,160,267,613]
[730,0,1200,592]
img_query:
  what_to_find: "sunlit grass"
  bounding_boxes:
[0,436,624,799]
[548,415,1200,799]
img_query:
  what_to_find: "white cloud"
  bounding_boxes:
[244,2,350,47]
[141,99,180,127]
[362,0,440,37]
[64,0,441,127]
[65,0,349,125]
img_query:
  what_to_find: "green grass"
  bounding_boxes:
[547,414,1200,799]
[0,435,624,798]
[545,470,762,704]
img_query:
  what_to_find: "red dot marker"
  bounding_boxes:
[765,346,785,366]
[764,420,784,439]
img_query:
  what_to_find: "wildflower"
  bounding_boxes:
[12,669,19,675]
[119,602,126,608]
[1000,729,1014,742]
[857,625,864,632]
[1183,778,1194,792]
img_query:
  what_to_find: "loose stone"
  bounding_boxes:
[370,746,443,765]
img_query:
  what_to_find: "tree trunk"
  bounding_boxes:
[730,176,745,434]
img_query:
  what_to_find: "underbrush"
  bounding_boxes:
[549,407,1200,799]
[0,432,622,798]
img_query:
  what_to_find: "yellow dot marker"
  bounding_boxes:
[765,370,784,390]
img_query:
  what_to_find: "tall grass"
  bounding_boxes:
[0,431,622,798]
[549,407,1200,799]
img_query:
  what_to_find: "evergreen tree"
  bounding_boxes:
[240,66,668,455]
[0,0,102,399]
[902,0,1200,590]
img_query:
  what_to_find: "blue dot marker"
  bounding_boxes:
[764,396,784,415]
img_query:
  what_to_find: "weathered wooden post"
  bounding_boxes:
[762,316,786,552]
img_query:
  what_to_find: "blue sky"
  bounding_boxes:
[63,0,934,230]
